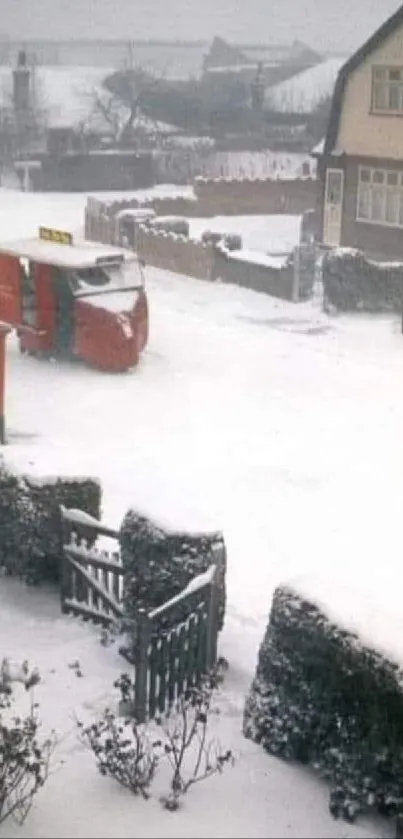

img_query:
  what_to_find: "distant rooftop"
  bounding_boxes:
[0,37,322,81]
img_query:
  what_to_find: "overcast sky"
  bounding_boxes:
[0,0,401,52]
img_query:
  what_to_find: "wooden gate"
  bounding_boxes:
[59,506,224,721]
[60,505,124,626]
[130,551,223,722]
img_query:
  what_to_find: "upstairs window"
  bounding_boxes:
[372,66,403,113]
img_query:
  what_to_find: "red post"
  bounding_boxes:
[0,324,11,445]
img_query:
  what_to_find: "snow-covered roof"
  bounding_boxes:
[0,236,136,269]
[0,65,113,130]
[265,57,345,113]
[311,138,324,155]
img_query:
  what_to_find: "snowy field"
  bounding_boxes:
[1,187,402,838]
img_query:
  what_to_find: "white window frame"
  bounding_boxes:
[356,166,403,228]
[371,65,403,114]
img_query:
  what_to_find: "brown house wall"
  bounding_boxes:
[319,155,403,261]
[342,156,403,260]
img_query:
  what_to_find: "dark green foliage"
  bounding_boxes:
[0,459,101,584]
[0,463,38,581]
[322,248,403,313]
[243,584,403,827]
[119,509,226,632]
[25,476,101,583]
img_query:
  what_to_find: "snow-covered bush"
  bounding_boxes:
[77,709,159,799]
[119,509,227,632]
[0,463,38,581]
[243,583,403,829]
[0,659,54,826]
[201,230,224,247]
[201,231,242,251]
[0,460,101,584]
[223,233,242,251]
[322,248,403,313]
[158,671,234,811]
[25,475,101,583]
[78,665,233,811]
[149,217,190,237]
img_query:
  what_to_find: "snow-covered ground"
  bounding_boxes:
[0,187,401,838]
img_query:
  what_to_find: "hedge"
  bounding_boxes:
[243,582,403,829]
[322,248,403,313]
[119,508,227,633]
[0,460,101,584]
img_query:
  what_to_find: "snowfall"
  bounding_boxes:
[0,184,402,839]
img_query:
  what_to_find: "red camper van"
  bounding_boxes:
[0,227,149,372]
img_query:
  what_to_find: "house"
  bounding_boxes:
[317,3,403,260]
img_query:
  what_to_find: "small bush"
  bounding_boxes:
[0,463,38,580]
[119,509,227,632]
[223,233,242,251]
[25,476,102,583]
[150,217,190,237]
[77,710,158,799]
[0,659,54,826]
[0,459,101,584]
[201,230,225,247]
[322,248,403,313]
[243,583,403,829]
[158,673,234,811]
[78,665,233,811]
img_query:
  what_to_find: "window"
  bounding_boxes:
[357,167,403,226]
[372,66,403,113]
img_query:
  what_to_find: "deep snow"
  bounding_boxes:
[0,187,402,838]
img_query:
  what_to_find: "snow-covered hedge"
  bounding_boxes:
[119,509,226,632]
[0,461,101,584]
[243,581,403,827]
[322,248,403,312]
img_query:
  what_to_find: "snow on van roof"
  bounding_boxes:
[0,237,137,270]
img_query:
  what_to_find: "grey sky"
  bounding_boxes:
[0,0,401,52]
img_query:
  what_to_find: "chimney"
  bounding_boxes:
[13,50,31,113]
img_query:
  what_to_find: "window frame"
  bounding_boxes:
[356,166,403,228]
[371,65,403,115]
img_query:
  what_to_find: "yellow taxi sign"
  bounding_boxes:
[39,227,73,246]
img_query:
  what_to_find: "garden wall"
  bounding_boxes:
[86,174,316,221]
[84,199,317,301]
[193,176,316,215]
[213,248,295,300]
[135,226,213,281]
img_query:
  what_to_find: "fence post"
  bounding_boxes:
[206,547,223,670]
[134,609,151,723]
[292,245,300,302]
[58,505,71,614]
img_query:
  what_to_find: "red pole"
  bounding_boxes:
[0,324,11,445]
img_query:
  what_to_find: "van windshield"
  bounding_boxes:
[71,259,143,296]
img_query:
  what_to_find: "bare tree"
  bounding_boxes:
[81,67,165,147]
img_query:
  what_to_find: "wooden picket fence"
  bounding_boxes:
[59,506,224,721]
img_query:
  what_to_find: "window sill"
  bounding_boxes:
[369,108,403,117]
[356,217,403,229]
